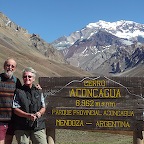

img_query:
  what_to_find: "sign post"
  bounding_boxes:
[39,76,144,144]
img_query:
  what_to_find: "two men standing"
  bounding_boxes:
[0,58,47,144]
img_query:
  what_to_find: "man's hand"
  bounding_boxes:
[36,84,42,90]
[35,112,41,118]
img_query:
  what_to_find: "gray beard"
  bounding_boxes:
[4,70,13,78]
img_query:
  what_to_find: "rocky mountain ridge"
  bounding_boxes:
[0,12,92,81]
[52,20,144,76]
[0,12,143,77]
[0,12,66,63]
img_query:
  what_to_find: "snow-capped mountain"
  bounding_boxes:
[52,20,144,76]
[52,20,144,50]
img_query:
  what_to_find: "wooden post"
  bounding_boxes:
[46,128,55,144]
[133,130,144,144]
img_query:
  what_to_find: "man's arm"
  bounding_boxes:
[14,108,37,121]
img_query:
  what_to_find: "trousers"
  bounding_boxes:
[15,129,47,144]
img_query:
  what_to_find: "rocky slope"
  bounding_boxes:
[0,12,92,83]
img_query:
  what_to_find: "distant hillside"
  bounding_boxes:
[0,12,92,83]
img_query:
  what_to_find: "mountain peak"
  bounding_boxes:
[52,20,144,50]
[52,20,144,76]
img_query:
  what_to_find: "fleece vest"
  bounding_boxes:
[14,86,45,131]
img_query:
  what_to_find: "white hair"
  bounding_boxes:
[22,67,36,77]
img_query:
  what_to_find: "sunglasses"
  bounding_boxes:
[6,64,15,68]
[23,75,33,79]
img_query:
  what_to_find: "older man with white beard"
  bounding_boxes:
[0,58,22,144]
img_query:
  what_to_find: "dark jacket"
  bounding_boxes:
[13,84,46,131]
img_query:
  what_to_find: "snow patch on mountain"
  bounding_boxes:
[52,20,144,50]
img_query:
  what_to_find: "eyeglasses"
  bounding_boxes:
[23,75,33,79]
[6,64,15,68]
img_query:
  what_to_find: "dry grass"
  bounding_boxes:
[12,129,133,144]
[55,129,133,144]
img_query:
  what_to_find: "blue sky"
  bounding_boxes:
[1,0,144,43]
